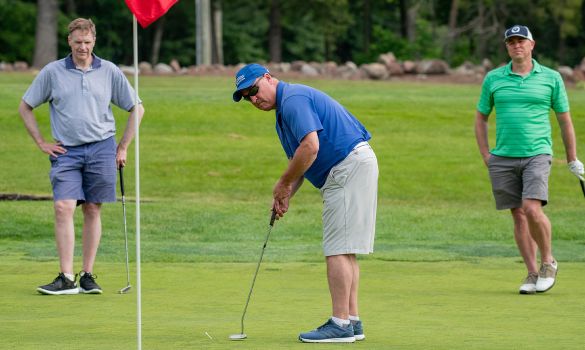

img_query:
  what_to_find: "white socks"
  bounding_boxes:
[349,315,360,322]
[331,316,350,327]
[64,273,75,282]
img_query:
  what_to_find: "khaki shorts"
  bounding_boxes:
[320,142,378,256]
[488,154,552,210]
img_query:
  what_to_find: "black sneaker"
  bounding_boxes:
[37,273,79,295]
[79,271,103,294]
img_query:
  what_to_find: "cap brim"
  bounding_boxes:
[232,80,256,102]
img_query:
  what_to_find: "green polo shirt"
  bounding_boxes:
[476,59,569,157]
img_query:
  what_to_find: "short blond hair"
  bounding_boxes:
[68,18,96,38]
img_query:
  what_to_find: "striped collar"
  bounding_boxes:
[64,53,102,70]
[504,58,542,76]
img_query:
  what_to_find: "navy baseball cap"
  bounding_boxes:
[232,63,270,102]
[504,25,533,42]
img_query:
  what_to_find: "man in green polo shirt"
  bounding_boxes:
[475,25,584,294]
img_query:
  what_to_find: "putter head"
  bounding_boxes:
[229,333,247,340]
[118,285,132,294]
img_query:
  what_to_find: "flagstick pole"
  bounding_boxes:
[132,15,142,350]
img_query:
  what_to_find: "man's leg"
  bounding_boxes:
[510,207,538,273]
[522,199,553,264]
[348,254,359,317]
[54,199,77,274]
[81,202,102,273]
[326,254,355,319]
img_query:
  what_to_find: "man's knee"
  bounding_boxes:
[522,200,545,221]
[54,200,76,218]
[82,203,102,218]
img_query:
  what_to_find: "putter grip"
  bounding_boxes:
[581,179,585,197]
[119,167,125,196]
[269,210,276,226]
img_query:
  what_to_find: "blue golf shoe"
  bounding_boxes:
[298,319,355,343]
[351,320,365,340]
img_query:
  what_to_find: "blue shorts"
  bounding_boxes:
[49,137,117,204]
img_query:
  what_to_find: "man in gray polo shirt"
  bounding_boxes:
[18,18,144,295]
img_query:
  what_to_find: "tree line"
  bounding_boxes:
[1,0,585,69]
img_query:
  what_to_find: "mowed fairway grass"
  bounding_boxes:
[1,72,584,349]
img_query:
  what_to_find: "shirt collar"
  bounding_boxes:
[65,53,102,70]
[504,58,541,76]
[275,81,286,117]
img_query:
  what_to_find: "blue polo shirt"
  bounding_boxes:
[275,81,371,188]
[22,54,140,146]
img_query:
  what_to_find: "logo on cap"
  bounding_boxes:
[511,26,520,33]
[235,74,245,86]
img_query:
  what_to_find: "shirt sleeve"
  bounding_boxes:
[111,66,141,111]
[476,74,494,116]
[22,67,52,108]
[282,94,323,143]
[551,72,570,113]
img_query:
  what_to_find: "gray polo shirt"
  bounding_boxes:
[22,54,140,146]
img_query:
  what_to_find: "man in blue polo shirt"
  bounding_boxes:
[475,25,583,294]
[233,64,379,343]
[18,18,144,295]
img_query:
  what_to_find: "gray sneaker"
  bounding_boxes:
[519,273,538,294]
[536,261,558,293]
[37,273,79,295]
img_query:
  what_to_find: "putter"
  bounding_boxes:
[229,210,277,341]
[118,166,132,294]
[580,179,585,198]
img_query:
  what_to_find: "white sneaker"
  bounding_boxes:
[536,261,558,293]
[519,273,538,294]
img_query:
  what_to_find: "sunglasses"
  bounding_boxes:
[242,77,264,101]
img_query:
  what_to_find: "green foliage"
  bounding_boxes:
[4,0,585,67]
[362,17,442,64]
[222,0,269,64]
[282,11,326,62]
[0,0,36,62]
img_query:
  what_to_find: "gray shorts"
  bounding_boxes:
[488,154,552,210]
[320,142,378,256]
[49,136,117,204]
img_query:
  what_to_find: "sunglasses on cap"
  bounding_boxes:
[242,77,264,101]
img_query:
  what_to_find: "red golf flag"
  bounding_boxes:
[125,0,179,28]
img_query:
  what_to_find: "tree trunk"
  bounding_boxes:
[151,17,166,65]
[363,0,371,54]
[399,0,408,38]
[211,0,223,64]
[406,2,418,44]
[442,0,459,63]
[195,0,212,65]
[474,0,486,60]
[33,0,58,69]
[269,0,282,63]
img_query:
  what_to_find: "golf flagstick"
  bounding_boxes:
[229,210,277,341]
[118,166,132,294]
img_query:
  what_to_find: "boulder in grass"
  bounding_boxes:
[557,66,574,82]
[138,61,153,74]
[361,63,388,80]
[154,63,173,74]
